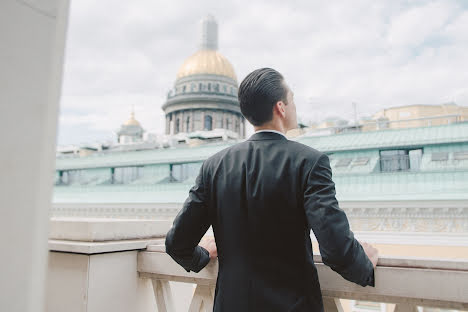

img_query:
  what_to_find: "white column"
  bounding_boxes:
[201,111,205,131]
[0,1,70,311]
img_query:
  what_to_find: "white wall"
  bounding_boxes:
[0,1,70,311]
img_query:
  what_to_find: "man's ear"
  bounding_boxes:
[275,101,286,118]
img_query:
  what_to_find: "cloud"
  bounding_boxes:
[387,1,455,47]
[58,0,468,145]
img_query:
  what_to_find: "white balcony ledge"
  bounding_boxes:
[138,244,468,312]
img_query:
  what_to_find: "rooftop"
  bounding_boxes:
[55,122,468,170]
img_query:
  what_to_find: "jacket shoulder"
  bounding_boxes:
[286,140,325,161]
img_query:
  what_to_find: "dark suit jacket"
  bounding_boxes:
[165,131,375,312]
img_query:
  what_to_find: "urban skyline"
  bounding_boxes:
[58,0,468,145]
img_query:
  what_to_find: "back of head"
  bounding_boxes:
[238,68,288,126]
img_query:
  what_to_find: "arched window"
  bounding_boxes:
[182,85,186,93]
[235,119,240,133]
[214,83,219,92]
[199,83,203,91]
[204,115,213,131]
[175,118,180,134]
[226,118,231,130]
[207,83,211,91]
[186,116,190,132]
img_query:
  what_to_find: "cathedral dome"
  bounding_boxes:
[162,15,245,139]
[176,49,237,82]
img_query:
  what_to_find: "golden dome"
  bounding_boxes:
[124,111,141,127]
[176,49,237,82]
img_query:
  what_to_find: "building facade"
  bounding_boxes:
[362,102,468,131]
[162,15,246,138]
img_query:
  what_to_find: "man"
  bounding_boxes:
[165,68,379,311]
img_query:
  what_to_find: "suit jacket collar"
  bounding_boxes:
[247,131,288,141]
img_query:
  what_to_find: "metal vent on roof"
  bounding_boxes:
[335,158,352,167]
[454,151,468,160]
[352,157,369,166]
[431,152,448,161]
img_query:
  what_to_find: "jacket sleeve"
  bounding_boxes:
[304,153,375,287]
[165,161,211,273]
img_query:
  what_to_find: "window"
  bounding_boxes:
[61,170,80,185]
[454,151,468,160]
[335,158,352,167]
[352,157,369,166]
[113,166,143,184]
[380,149,422,172]
[204,115,213,131]
[169,162,203,182]
[431,152,448,161]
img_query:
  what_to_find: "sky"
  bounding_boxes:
[57,0,468,146]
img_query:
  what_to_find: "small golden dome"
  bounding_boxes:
[176,49,237,82]
[124,111,141,127]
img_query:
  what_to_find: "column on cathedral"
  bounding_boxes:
[190,110,194,132]
[165,114,170,134]
[201,110,205,131]
[181,110,186,133]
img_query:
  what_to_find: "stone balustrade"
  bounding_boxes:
[46,218,468,312]
[138,244,468,312]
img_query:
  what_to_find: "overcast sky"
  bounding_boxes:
[57,0,468,145]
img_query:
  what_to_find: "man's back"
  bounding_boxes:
[206,131,323,311]
[166,131,375,312]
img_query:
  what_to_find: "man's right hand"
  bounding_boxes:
[361,242,379,268]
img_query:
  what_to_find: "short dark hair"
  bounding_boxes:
[238,68,288,126]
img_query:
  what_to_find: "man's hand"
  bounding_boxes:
[361,242,379,268]
[199,237,217,259]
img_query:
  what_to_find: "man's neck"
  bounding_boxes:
[254,124,286,135]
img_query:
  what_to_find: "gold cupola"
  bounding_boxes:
[123,109,141,127]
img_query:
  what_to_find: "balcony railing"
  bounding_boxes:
[138,244,468,312]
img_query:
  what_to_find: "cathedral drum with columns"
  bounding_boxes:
[162,15,246,138]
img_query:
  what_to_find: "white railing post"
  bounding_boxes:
[152,279,175,312]
[188,285,215,312]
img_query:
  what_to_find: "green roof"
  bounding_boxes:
[55,142,231,170]
[53,168,468,203]
[55,123,468,170]
[296,122,468,152]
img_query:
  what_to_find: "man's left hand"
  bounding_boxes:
[199,237,217,259]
